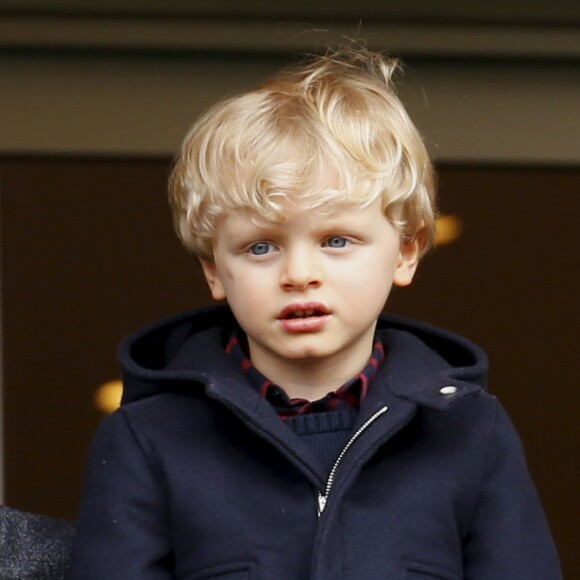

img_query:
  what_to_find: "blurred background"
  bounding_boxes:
[1,1,578,576]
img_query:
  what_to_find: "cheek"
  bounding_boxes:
[337,259,397,306]
[216,264,245,293]
[336,252,398,287]
[222,270,269,306]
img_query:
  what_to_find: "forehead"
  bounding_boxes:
[221,195,385,231]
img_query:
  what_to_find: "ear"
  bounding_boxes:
[200,259,227,301]
[393,235,421,288]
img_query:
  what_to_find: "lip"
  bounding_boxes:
[277,302,331,320]
[277,302,331,333]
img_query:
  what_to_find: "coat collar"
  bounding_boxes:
[120,305,487,413]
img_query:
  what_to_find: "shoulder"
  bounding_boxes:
[373,315,489,412]
[92,391,235,466]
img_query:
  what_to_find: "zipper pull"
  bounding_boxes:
[317,492,327,518]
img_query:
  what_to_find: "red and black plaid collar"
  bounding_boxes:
[225,332,385,419]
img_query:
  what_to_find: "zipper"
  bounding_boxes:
[316,405,389,517]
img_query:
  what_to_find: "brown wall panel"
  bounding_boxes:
[1,157,211,518]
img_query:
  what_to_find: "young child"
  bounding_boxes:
[68,48,561,579]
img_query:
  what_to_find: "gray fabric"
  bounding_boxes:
[0,506,75,579]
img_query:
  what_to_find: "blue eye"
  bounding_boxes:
[325,236,348,248]
[249,242,275,255]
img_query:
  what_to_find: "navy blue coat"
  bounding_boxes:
[68,306,561,579]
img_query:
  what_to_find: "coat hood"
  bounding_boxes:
[119,305,488,411]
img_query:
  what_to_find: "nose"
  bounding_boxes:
[280,247,322,291]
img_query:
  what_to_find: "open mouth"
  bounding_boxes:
[278,303,331,332]
[278,303,330,320]
[284,309,326,319]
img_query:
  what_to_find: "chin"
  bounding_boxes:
[281,345,335,361]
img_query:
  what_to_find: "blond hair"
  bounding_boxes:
[169,47,436,260]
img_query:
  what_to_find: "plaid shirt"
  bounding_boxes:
[225,332,385,419]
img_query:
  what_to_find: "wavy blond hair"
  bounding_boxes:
[169,47,437,260]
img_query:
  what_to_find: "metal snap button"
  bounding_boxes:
[439,385,458,396]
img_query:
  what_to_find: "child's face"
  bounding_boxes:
[201,197,419,381]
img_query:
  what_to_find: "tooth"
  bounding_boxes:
[295,310,304,318]
[305,309,314,316]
